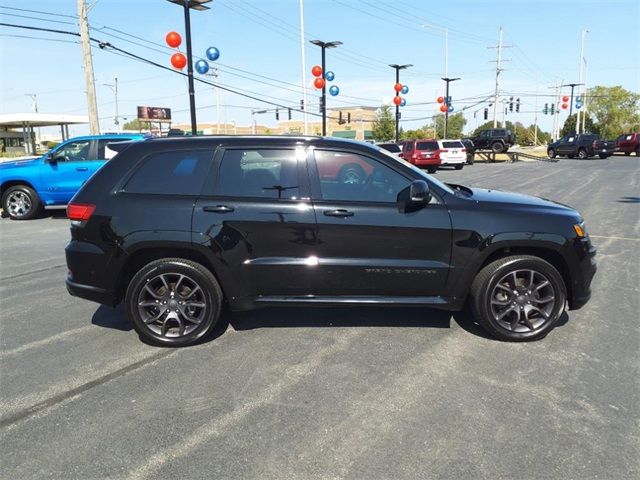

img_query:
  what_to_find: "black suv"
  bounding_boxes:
[65,136,596,346]
[469,128,515,153]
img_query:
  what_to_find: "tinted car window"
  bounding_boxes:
[378,143,401,153]
[124,149,211,195]
[54,140,91,162]
[416,141,438,150]
[97,139,131,160]
[491,130,505,137]
[404,142,413,152]
[216,149,301,200]
[314,150,409,203]
[442,141,464,148]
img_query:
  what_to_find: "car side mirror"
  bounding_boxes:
[398,180,431,212]
[45,153,58,164]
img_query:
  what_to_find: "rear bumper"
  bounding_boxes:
[440,158,466,165]
[65,239,119,306]
[66,277,117,306]
[412,157,440,167]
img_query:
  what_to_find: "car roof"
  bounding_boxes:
[63,133,147,142]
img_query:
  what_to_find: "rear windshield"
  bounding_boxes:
[442,141,464,148]
[416,141,438,150]
[379,143,401,153]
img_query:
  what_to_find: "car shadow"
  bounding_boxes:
[89,303,571,345]
[617,196,640,203]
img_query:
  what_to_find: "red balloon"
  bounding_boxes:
[393,95,402,106]
[437,96,445,104]
[314,77,325,89]
[394,83,403,93]
[440,104,448,112]
[562,96,569,102]
[311,65,323,77]
[562,103,568,109]
[165,31,182,48]
[170,52,187,70]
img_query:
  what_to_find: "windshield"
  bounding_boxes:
[372,145,455,195]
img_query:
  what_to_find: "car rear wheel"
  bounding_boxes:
[454,164,464,170]
[470,255,566,342]
[636,146,639,156]
[547,148,556,159]
[624,151,631,156]
[1,185,42,220]
[577,148,588,159]
[126,258,222,347]
[491,142,505,153]
[599,154,609,159]
[427,166,437,173]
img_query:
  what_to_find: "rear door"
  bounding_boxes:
[308,148,452,297]
[192,146,317,299]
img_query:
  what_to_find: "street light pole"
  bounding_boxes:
[167,0,211,136]
[441,77,460,138]
[310,40,342,136]
[576,29,588,134]
[389,64,412,143]
[561,82,584,117]
[104,76,120,132]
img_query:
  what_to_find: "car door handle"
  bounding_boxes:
[202,205,235,213]
[324,209,354,218]
[75,167,88,171]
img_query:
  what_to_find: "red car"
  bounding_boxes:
[615,133,639,156]
[400,139,442,173]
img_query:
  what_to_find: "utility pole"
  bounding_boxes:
[299,0,308,135]
[582,58,588,133]
[204,68,220,133]
[104,76,119,132]
[576,29,588,134]
[549,81,563,141]
[488,27,510,128]
[77,0,100,134]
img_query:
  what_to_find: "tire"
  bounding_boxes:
[491,142,505,153]
[1,185,42,220]
[125,258,223,347]
[598,154,609,159]
[466,154,474,165]
[337,164,366,185]
[577,148,588,160]
[454,164,464,170]
[624,152,631,156]
[568,154,575,159]
[427,166,437,174]
[470,255,566,342]
[636,146,639,157]
[547,148,556,159]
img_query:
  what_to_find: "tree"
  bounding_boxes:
[372,105,396,141]
[123,118,151,131]
[586,86,640,139]
[432,112,466,139]
[400,124,436,141]
[560,113,597,137]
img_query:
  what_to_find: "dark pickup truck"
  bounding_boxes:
[547,134,615,159]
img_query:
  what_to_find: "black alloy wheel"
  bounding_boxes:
[1,185,42,220]
[577,149,588,160]
[126,258,222,346]
[470,255,566,341]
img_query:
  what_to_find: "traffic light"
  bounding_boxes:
[509,96,514,112]
[288,108,292,120]
[275,109,279,121]
[347,112,351,123]
[550,103,555,115]
[300,99,304,111]
[515,98,520,113]
[338,111,343,124]
[543,103,548,115]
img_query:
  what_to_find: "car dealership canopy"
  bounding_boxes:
[0,113,89,154]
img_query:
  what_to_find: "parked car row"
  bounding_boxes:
[378,139,472,173]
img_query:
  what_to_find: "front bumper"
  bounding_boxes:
[567,238,597,310]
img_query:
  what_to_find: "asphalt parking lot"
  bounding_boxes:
[1,157,638,479]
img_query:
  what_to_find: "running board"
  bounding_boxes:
[254,295,451,306]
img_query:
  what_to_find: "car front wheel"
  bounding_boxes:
[1,185,42,220]
[125,258,223,347]
[454,164,464,170]
[577,149,588,159]
[470,255,566,342]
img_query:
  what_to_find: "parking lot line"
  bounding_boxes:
[589,235,640,242]
[0,324,94,359]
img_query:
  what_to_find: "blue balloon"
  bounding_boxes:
[325,71,335,81]
[195,59,209,75]
[329,85,340,96]
[400,98,406,107]
[206,47,220,61]
[401,85,409,94]
[447,105,454,112]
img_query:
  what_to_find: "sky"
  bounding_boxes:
[1,0,639,138]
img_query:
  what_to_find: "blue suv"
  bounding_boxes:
[1,134,146,219]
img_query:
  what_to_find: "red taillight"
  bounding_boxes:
[67,203,96,221]
[461,148,467,152]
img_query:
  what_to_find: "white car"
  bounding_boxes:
[376,142,403,159]
[437,139,466,169]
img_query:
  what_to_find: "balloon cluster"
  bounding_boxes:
[436,95,453,113]
[312,65,339,96]
[393,83,409,107]
[166,31,220,73]
[561,95,569,110]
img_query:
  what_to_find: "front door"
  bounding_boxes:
[308,149,452,297]
[192,146,317,301]
[40,138,94,204]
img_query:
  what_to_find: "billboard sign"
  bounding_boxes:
[137,106,172,123]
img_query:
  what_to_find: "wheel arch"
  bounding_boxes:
[1,180,38,198]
